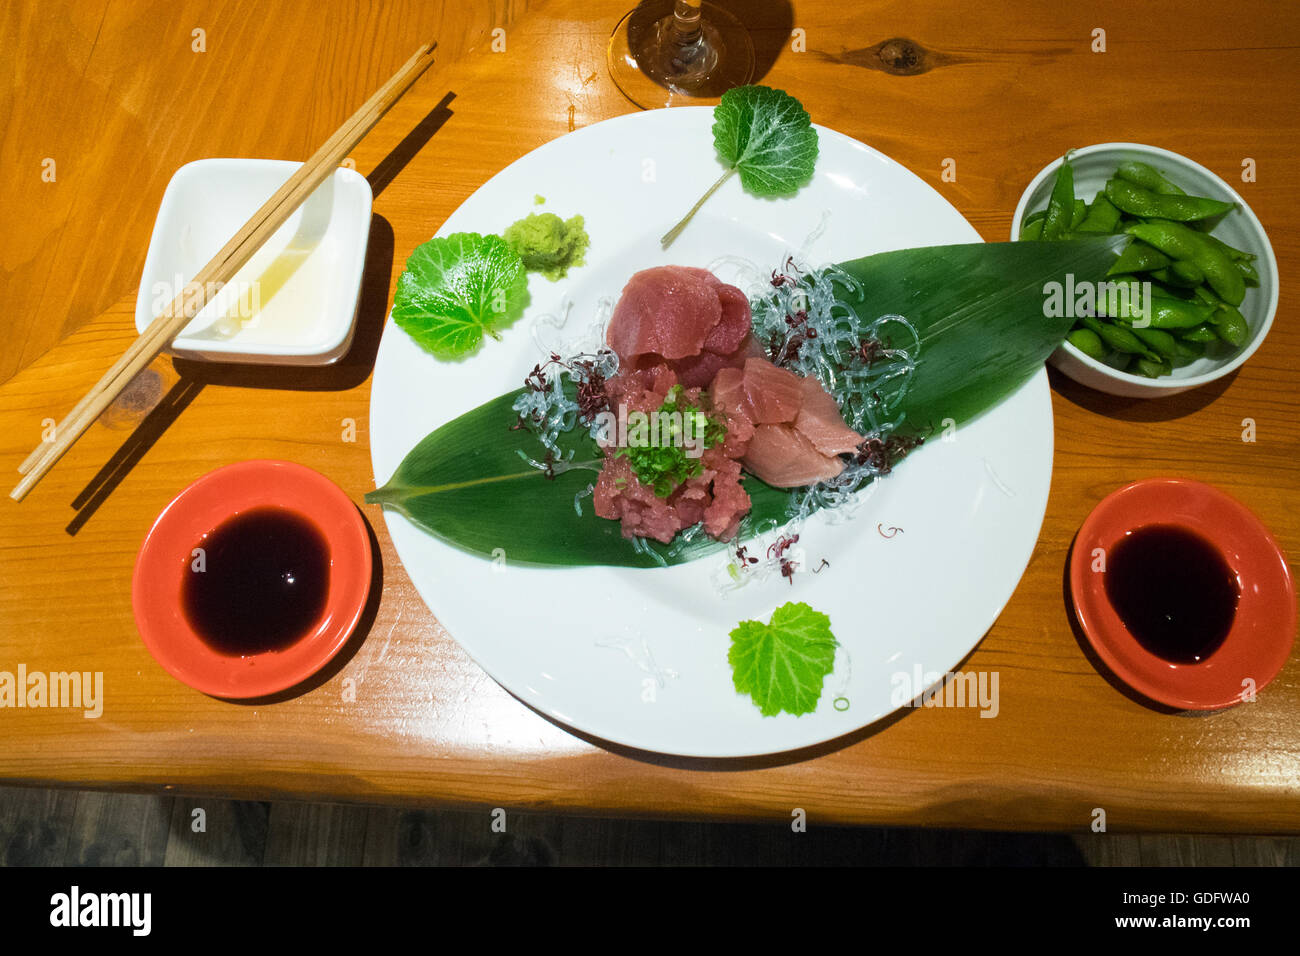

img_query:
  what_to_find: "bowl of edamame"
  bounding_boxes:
[1013,143,1278,398]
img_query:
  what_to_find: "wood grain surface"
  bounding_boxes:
[0,0,528,384]
[1,0,1297,832]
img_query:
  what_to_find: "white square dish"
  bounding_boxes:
[135,158,372,365]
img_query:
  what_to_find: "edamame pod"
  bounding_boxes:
[1190,286,1252,347]
[1213,308,1249,347]
[1108,240,1170,275]
[1169,259,1204,285]
[1043,161,1075,240]
[1070,199,1087,230]
[1178,323,1219,343]
[1078,194,1121,233]
[1067,327,1107,361]
[1124,220,1245,305]
[1116,160,1186,196]
[1105,179,1236,223]
[1084,315,1158,357]
[1132,326,1180,359]
[1149,260,1204,287]
[1134,357,1173,378]
[1206,234,1255,262]
[1200,237,1260,282]
[1171,338,1206,360]
[1101,286,1213,329]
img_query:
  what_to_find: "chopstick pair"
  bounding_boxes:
[11,42,438,502]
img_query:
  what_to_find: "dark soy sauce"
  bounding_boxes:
[182,507,330,656]
[1104,525,1239,664]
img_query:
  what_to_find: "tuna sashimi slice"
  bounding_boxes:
[709,357,805,425]
[743,424,846,487]
[794,375,864,456]
[606,266,725,361]
[739,357,805,424]
[709,357,865,488]
[701,283,753,355]
[605,266,756,389]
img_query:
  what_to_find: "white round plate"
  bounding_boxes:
[369,108,1051,758]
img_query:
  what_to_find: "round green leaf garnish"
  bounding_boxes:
[712,84,819,196]
[661,84,820,248]
[392,232,528,359]
[728,602,837,717]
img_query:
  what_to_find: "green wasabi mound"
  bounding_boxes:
[503,211,590,281]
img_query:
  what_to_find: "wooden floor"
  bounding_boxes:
[2,785,1296,866]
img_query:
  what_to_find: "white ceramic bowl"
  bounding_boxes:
[135,158,372,366]
[1012,143,1278,398]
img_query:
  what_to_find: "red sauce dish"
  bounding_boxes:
[133,460,372,698]
[1070,478,1295,710]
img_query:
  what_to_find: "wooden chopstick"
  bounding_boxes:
[18,46,431,479]
[11,43,437,501]
[15,42,437,482]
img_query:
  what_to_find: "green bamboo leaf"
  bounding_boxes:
[368,237,1125,567]
[827,237,1127,430]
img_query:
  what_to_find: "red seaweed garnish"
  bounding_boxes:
[854,433,924,475]
[856,338,884,366]
[780,558,797,585]
[766,533,800,560]
[571,358,610,424]
[514,350,614,434]
[524,362,550,393]
[766,533,801,585]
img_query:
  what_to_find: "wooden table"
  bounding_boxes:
[2,0,1297,832]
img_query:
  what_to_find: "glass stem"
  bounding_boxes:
[672,1,703,44]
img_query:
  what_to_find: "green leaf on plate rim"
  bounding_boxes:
[713,85,819,197]
[662,84,819,248]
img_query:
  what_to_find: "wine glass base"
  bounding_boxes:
[608,0,756,109]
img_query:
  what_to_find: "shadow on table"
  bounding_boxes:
[65,93,458,534]
[67,375,206,536]
[367,91,455,198]
[730,0,795,83]
[1048,364,1239,423]
[64,214,393,535]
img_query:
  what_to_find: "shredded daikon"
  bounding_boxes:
[746,256,921,522]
